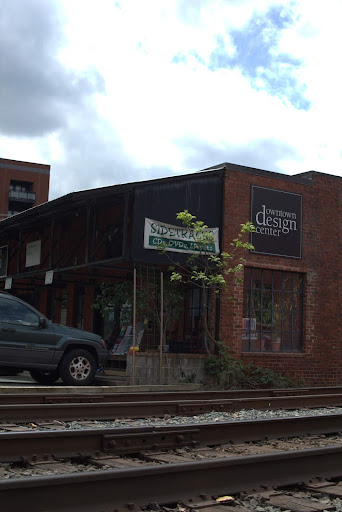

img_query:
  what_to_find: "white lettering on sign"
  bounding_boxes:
[144,218,220,255]
[255,205,297,237]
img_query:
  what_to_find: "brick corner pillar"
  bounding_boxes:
[219,275,244,357]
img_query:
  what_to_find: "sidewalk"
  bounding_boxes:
[0,371,202,393]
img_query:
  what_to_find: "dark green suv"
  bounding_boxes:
[0,291,109,385]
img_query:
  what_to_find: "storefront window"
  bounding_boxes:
[242,268,303,353]
[168,286,213,354]
[182,287,202,351]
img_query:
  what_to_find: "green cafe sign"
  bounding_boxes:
[144,218,220,255]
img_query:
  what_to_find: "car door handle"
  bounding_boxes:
[1,328,16,333]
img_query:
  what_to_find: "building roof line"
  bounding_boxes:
[200,162,314,184]
[0,160,340,232]
[0,159,50,175]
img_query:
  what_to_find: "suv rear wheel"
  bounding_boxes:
[29,369,60,385]
[59,349,97,386]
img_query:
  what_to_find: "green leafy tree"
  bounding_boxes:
[160,210,255,354]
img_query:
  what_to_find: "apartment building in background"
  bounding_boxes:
[0,158,50,219]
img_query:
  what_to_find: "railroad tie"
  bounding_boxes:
[254,490,334,512]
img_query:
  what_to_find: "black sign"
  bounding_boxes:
[251,186,302,258]
[0,245,8,278]
[132,174,222,264]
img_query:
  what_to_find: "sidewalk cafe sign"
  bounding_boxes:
[144,218,220,255]
[251,186,302,258]
[0,245,8,278]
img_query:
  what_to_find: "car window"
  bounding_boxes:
[0,297,40,327]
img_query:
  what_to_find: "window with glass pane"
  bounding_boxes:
[0,298,39,326]
[183,288,202,350]
[242,268,303,352]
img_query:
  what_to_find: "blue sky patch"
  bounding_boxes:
[209,5,310,111]
[172,50,205,66]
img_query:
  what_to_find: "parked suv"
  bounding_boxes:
[0,291,109,385]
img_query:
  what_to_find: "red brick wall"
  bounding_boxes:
[0,158,50,218]
[221,168,342,385]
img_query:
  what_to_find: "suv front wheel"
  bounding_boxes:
[59,349,97,386]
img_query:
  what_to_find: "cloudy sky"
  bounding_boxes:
[1,0,341,200]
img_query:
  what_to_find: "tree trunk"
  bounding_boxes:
[200,286,214,354]
[208,286,217,354]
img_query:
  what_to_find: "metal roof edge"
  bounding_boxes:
[200,162,313,185]
[0,169,223,231]
[201,162,342,184]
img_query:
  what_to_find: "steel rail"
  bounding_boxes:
[2,393,342,422]
[2,385,342,405]
[1,445,342,512]
[1,412,342,463]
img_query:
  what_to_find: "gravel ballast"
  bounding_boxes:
[1,405,342,432]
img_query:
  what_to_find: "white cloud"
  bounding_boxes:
[1,0,341,201]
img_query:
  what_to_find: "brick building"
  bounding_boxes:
[0,163,340,385]
[218,164,341,385]
[0,158,50,220]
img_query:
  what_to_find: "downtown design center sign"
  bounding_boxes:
[251,186,302,258]
[144,218,220,255]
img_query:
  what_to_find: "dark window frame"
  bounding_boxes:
[183,287,201,345]
[242,267,304,353]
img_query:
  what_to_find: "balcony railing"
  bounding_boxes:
[8,190,36,203]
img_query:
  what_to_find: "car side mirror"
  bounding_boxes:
[39,317,47,329]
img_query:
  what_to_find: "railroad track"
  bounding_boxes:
[2,405,342,510]
[2,385,342,404]
[2,412,342,462]
[1,441,342,511]
[2,392,342,422]
[3,387,342,511]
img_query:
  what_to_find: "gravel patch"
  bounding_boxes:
[0,461,100,479]
[1,406,342,432]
